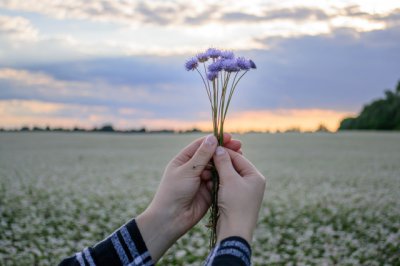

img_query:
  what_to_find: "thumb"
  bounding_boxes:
[183,135,218,174]
[213,147,238,185]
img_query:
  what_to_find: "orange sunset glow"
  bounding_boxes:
[135,109,353,132]
[0,99,352,132]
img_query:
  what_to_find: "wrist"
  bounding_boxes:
[136,206,181,262]
[216,217,254,244]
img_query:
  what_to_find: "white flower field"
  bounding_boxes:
[0,132,399,265]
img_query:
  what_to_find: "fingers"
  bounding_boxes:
[222,133,232,145]
[171,133,241,171]
[206,180,213,191]
[172,133,233,166]
[213,147,239,185]
[182,135,218,173]
[172,137,205,166]
[198,182,212,206]
[200,169,212,181]
[222,133,242,153]
[226,149,258,177]
[224,139,241,152]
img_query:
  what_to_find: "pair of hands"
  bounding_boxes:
[136,134,266,262]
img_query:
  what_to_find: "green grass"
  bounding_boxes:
[0,132,399,265]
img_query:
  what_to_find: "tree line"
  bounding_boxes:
[0,124,201,134]
[339,81,400,130]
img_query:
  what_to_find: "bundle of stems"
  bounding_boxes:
[185,48,256,248]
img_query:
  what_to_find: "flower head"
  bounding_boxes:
[206,48,221,59]
[236,57,251,70]
[207,71,219,81]
[221,59,240,72]
[249,59,257,69]
[220,50,235,59]
[185,57,198,71]
[197,52,209,63]
[208,60,224,72]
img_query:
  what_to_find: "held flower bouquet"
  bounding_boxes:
[185,48,256,248]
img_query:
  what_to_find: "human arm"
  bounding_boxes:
[59,134,242,266]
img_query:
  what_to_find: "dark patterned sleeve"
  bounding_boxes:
[59,219,154,266]
[203,236,252,266]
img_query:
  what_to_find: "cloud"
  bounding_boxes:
[0,66,207,120]
[1,0,398,29]
[244,26,400,112]
[0,0,195,26]
[0,68,95,101]
[0,2,398,60]
[0,14,93,65]
[0,98,203,130]
[135,2,189,25]
[0,99,137,129]
[341,5,400,25]
[2,17,399,116]
[0,15,38,41]
[376,8,400,27]
[221,7,329,23]
[0,65,352,132]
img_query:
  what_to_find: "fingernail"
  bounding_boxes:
[205,135,217,146]
[215,146,225,156]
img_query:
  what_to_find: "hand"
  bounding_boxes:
[213,147,266,244]
[136,134,241,262]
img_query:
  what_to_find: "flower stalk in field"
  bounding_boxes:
[185,48,256,248]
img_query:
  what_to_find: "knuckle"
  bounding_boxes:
[230,151,241,161]
[196,146,211,159]
[216,154,230,164]
[260,174,267,187]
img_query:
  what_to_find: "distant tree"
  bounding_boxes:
[396,80,400,94]
[284,127,301,133]
[73,127,84,132]
[339,118,356,129]
[185,128,202,133]
[339,81,400,130]
[32,126,44,131]
[98,124,114,132]
[315,124,330,132]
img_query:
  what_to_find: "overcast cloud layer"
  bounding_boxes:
[0,1,399,131]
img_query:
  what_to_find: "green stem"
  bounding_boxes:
[223,71,248,123]
[209,167,219,249]
[195,68,212,106]
[212,79,218,137]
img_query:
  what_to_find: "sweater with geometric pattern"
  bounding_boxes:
[59,219,252,266]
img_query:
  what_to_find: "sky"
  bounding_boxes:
[0,0,399,132]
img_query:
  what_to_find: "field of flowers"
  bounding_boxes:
[0,132,399,265]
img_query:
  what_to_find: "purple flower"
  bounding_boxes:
[220,50,235,59]
[196,52,209,63]
[208,59,223,72]
[221,59,240,72]
[185,57,198,71]
[249,59,257,69]
[206,48,221,59]
[236,57,251,70]
[207,71,218,81]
